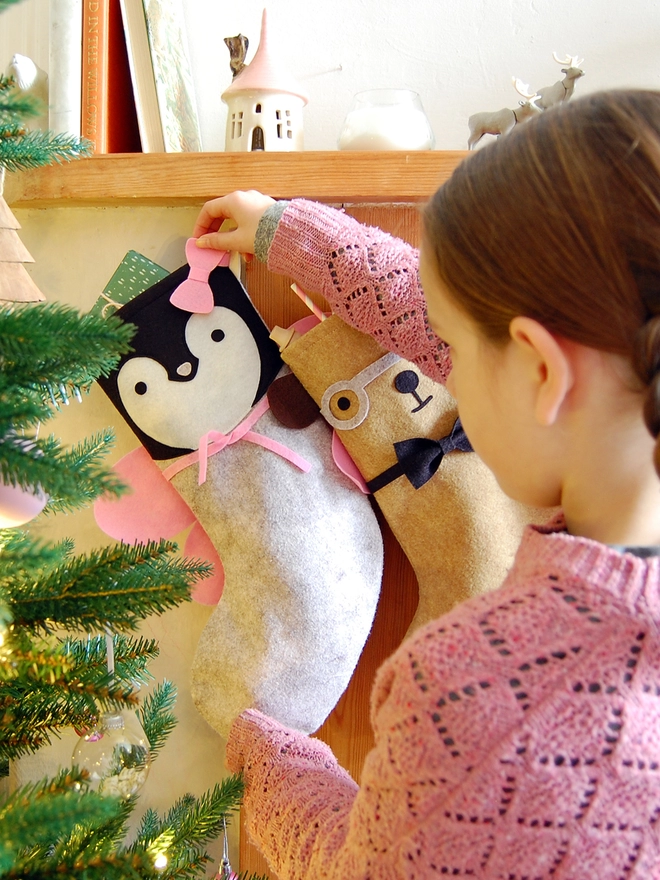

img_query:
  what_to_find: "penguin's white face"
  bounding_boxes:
[117,307,262,450]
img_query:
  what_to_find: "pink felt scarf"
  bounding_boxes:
[162,396,312,485]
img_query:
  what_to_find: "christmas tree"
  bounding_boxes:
[0,2,260,876]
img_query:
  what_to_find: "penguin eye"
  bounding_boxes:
[211,328,225,343]
[135,381,148,395]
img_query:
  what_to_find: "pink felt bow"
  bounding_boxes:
[170,239,231,313]
[162,396,312,485]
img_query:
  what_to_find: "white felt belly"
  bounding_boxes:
[183,408,384,736]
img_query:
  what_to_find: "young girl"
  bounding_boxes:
[193,90,660,879]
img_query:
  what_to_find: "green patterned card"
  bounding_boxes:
[90,251,169,318]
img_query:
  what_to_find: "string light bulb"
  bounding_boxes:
[153,852,168,871]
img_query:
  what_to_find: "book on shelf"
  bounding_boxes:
[81,0,141,152]
[118,0,202,153]
[49,0,83,136]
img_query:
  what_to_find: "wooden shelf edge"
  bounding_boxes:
[5,150,469,207]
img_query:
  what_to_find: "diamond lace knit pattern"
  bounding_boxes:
[227,516,660,879]
[265,199,451,383]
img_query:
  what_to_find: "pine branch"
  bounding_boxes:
[137,680,176,759]
[151,847,209,880]
[160,795,197,834]
[165,777,245,849]
[42,431,127,512]
[0,691,139,763]
[0,304,135,515]
[0,530,73,581]
[0,631,160,763]
[19,765,88,796]
[133,809,160,850]
[0,303,134,390]
[0,0,27,13]
[0,397,50,433]
[0,641,139,701]
[0,770,119,874]
[0,637,76,686]
[0,378,73,425]
[6,541,209,633]
[48,795,134,865]
[0,87,42,121]
[0,129,92,173]
[0,430,125,512]
[5,852,156,879]
[0,667,141,763]
[130,776,246,878]
[62,635,160,688]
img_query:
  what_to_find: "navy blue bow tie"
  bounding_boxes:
[366,418,473,493]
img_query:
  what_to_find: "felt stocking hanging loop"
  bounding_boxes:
[169,239,231,313]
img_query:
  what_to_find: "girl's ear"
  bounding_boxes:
[509,316,574,426]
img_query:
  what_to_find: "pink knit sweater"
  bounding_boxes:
[226,200,660,879]
[264,199,451,384]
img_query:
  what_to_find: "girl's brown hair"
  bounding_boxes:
[423,89,660,465]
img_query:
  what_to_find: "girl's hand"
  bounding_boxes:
[193,190,276,257]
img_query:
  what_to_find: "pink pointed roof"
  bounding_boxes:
[222,9,308,104]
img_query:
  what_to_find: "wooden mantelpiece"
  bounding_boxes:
[5,150,469,207]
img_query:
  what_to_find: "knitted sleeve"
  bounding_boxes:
[264,199,451,384]
[225,599,519,879]
[224,579,519,880]
[226,709,359,880]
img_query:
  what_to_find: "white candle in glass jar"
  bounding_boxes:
[338,89,435,151]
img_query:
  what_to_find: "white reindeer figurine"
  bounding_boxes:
[536,52,585,110]
[467,79,542,150]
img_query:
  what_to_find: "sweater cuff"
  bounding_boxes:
[226,707,345,777]
[226,709,271,773]
[254,201,290,263]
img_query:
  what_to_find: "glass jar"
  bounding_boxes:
[338,89,435,151]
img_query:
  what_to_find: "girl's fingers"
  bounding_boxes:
[192,211,229,239]
[195,231,238,250]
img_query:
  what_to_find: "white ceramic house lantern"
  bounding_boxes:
[222,10,308,152]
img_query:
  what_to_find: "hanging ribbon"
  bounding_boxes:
[366,417,472,493]
[162,396,312,486]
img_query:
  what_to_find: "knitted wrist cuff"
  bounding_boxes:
[255,201,290,263]
[225,709,270,773]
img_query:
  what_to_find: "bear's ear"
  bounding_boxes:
[267,372,319,429]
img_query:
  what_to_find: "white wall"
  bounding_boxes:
[1,0,660,151]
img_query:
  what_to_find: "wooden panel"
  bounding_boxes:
[239,205,422,878]
[5,151,468,207]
